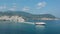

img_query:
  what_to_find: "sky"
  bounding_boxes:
[0,0,60,18]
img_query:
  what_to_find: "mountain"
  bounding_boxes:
[0,11,59,22]
[0,11,55,17]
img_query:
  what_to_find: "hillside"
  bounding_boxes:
[0,11,58,22]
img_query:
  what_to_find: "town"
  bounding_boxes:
[0,15,25,22]
[0,15,59,22]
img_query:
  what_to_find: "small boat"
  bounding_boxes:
[35,22,46,25]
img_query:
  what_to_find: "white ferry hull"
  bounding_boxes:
[35,22,46,25]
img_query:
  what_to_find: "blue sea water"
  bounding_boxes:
[0,20,60,34]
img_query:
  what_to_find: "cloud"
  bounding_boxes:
[0,5,6,11]
[8,3,17,11]
[22,7,30,11]
[13,3,16,5]
[12,3,17,8]
[3,4,7,9]
[3,6,6,9]
[13,5,16,8]
[0,6,3,9]
[37,1,47,9]
[8,8,15,11]
[0,4,7,10]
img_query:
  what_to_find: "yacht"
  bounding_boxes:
[35,22,46,25]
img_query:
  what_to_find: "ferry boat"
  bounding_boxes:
[35,22,46,25]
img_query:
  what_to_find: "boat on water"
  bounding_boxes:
[35,22,46,25]
[17,22,46,25]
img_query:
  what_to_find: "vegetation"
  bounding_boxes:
[0,11,57,22]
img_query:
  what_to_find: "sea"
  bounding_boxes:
[0,20,60,34]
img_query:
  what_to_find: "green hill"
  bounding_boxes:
[0,11,57,22]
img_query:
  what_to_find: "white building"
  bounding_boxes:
[0,15,25,22]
